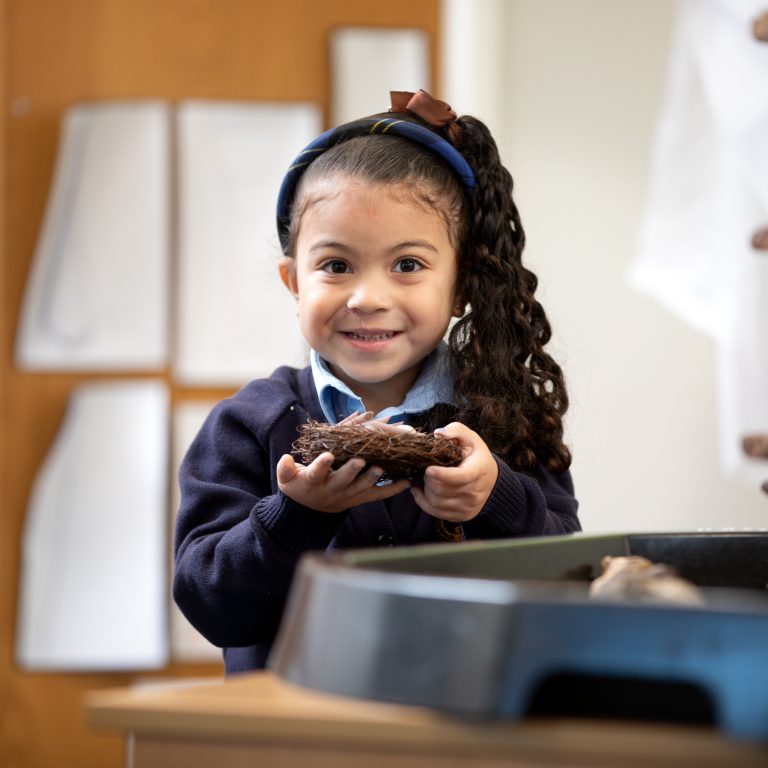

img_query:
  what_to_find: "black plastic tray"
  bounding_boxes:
[269,532,768,740]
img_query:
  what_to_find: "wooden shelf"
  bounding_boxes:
[85,672,768,768]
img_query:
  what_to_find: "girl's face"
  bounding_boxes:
[280,177,460,415]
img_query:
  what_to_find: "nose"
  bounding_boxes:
[346,273,392,314]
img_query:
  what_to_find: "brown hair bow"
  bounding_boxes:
[390,89,462,144]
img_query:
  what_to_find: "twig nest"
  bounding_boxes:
[293,420,462,480]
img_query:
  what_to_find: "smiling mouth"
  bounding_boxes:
[343,331,399,341]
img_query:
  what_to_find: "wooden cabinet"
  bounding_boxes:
[0,2,439,766]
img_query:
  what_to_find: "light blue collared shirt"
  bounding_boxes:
[310,343,455,424]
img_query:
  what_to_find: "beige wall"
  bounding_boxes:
[489,0,767,530]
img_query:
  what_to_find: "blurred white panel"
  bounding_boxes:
[331,28,430,124]
[175,101,317,386]
[16,102,170,370]
[16,381,169,670]
[630,0,768,476]
[441,0,506,132]
[170,401,221,663]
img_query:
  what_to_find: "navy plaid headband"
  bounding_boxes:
[276,113,476,249]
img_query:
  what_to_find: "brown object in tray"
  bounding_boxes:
[589,555,705,606]
[293,420,463,480]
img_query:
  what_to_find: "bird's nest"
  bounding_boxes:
[293,420,462,481]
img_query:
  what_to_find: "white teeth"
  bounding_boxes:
[347,331,395,341]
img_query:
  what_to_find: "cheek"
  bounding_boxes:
[295,302,320,344]
[296,282,336,321]
[440,269,460,305]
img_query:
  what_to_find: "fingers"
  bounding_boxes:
[361,478,411,503]
[434,421,466,437]
[423,463,458,485]
[338,410,374,426]
[411,423,498,521]
[363,420,415,434]
[325,456,366,486]
[302,451,336,483]
[288,450,396,493]
[411,483,469,520]
[345,463,384,491]
[410,484,471,521]
[302,453,381,493]
[410,485,434,514]
[434,421,473,450]
[277,451,338,494]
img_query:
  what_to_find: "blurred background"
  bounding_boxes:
[2,1,767,766]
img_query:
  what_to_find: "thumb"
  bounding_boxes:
[276,453,299,486]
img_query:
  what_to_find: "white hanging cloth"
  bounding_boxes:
[629,0,768,475]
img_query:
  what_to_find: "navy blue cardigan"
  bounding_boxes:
[173,366,580,674]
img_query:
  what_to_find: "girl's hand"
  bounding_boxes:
[410,422,498,522]
[339,410,415,435]
[276,451,410,513]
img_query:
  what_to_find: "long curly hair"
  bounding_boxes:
[284,115,571,475]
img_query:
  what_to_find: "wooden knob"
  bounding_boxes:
[754,10,768,42]
[743,434,768,458]
[753,227,768,251]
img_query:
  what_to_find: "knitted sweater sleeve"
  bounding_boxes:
[462,457,581,538]
[172,379,345,649]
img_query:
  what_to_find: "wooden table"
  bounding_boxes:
[85,671,768,768]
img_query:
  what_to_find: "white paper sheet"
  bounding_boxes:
[15,102,170,370]
[629,0,768,475]
[330,28,430,125]
[169,401,222,663]
[16,381,169,670]
[175,101,319,386]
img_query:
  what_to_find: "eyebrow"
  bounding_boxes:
[308,240,354,254]
[308,239,439,254]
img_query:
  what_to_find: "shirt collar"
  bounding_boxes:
[310,343,455,424]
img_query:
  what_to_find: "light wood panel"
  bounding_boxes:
[0,2,439,766]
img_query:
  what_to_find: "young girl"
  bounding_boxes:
[173,90,580,674]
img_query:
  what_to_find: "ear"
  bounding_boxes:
[452,275,467,317]
[452,291,466,318]
[278,256,299,299]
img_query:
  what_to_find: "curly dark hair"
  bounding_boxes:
[447,116,571,474]
[284,115,571,475]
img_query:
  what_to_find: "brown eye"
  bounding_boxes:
[322,260,350,274]
[394,258,422,273]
